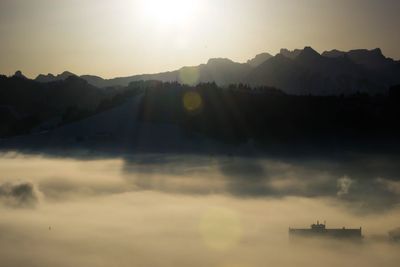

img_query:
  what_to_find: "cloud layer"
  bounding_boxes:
[0,181,40,208]
[0,152,399,267]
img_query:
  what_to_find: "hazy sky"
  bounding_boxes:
[1,0,399,78]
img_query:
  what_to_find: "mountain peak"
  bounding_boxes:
[348,48,384,56]
[322,49,346,58]
[301,46,320,56]
[59,71,76,78]
[65,75,88,84]
[207,58,235,65]
[247,53,273,67]
[371,48,383,56]
[37,73,55,78]
[346,48,393,69]
[296,47,322,63]
[35,71,76,83]
[13,70,27,79]
[36,73,56,83]
[279,48,302,59]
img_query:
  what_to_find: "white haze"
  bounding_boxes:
[0,152,399,267]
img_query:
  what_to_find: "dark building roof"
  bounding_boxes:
[289,221,362,239]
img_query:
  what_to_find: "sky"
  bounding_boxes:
[1,0,399,78]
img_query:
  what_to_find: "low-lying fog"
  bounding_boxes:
[0,151,399,267]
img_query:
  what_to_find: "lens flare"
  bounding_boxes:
[183,91,203,113]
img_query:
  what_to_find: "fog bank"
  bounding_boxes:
[0,152,399,267]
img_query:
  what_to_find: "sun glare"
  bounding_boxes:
[140,0,199,27]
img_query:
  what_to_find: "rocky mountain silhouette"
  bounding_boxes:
[279,48,302,60]
[246,53,273,67]
[246,47,399,95]
[35,71,76,83]
[13,70,28,79]
[32,47,400,95]
[80,58,251,88]
[322,48,396,70]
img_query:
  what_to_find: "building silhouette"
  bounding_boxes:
[289,221,363,240]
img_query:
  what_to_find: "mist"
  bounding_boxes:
[0,152,399,267]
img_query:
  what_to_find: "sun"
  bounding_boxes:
[140,0,199,27]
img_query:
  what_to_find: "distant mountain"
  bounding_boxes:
[321,49,346,58]
[13,70,28,79]
[35,71,76,83]
[79,58,252,88]
[32,47,400,95]
[322,48,395,69]
[79,74,115,88]
[246,47,399,95]
[186,58,252,85]
[35,73,57,83]
[279,48,302,59]
[247,53,273,67]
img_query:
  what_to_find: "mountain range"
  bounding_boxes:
[18,47,400,95]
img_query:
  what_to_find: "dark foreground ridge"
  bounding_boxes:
[1,76,400,154]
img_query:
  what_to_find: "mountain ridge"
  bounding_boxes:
[23,47,400,95]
